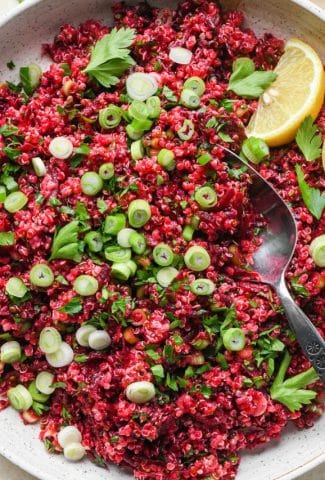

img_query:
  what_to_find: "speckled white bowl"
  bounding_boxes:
[0,1,324,479]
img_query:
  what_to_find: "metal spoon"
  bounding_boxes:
[220,146,325,382]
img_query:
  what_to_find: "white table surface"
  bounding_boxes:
[0,0,324,479]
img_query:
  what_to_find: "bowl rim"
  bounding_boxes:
[0,0,324,28]
[0,0,324,479]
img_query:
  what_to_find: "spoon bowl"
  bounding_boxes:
[221,146,325,381]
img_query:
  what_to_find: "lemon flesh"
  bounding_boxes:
[246,38,325,147]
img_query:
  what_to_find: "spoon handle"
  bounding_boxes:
[276,276,325,383]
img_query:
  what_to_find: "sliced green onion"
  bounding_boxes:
[126,381,155,403]
[128,199,151,228]
[180,89,200,109]
[1,175,18,193]
[126,73,158,101]
[184,246,211,271]
[117,228,137,248]
[32,157,47,177]
[153,243,174,266]
[0,186,6,203]
[88,330,111,350]
[197,152,212,166]
[29,263,54,287]
[104,213,126,235]
[45,341,74,368]
[130,118,153,132]
[73,275,99,296]
[128,100,149,120]
[191,215,200,229]
[156,266,179,287]
[80,172,103,196]
[309,234,325,267]
[28,381,50,403]
[64,442,86,462]
[111,262,131,281]
[222,328,246,351]
[194,186,218,209]
[157,149,176,171]
[156,175,164,186]
[190,278,215,295]
[130,139,145,161]
[49,137,73,159]
[177,119,195,141]
[75,325,97,347]
[126,124,143,140]
[58,426,82,448]
[169,47,193,65]
[129,231,147,254]
[7,385,33,412]
[184,76,205,96]
[0,232,15,246]
[0,341,21,363]
[98,105,122,129]
[4,191,28,213]
[99,162,114,180]
[35,372,55,395]
[125,259,137,276]
[146,96,161,118]
[26,63,42,89]
[5,277,28,298]
[39,327,62,354]
[84,231,103,253]
[241,137,270,164]
[182,225,195,242]
[105,246,132,263]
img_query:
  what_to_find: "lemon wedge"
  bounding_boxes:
[246,38,325,147]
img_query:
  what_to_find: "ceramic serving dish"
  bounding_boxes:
[0,0,324,479]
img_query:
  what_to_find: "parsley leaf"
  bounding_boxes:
[61,406,72,419]
[165,372,179,391]
[220,99,235,112]
[111,297,128,315]
[218,130,233,143]
[0,124,19,137]
[2,146,21,161]
[97,198,108,213]
[84,27,136,88]
[270,351,319,411]
[228,58,277,99]
[295,116,322,162]
[151,364,165,378]
[6,60,15,70]
[51,382,66,389]
[162,86,177,103]
[229,71,277,98]
[19,66,41,96]
[290,276,309,297]
[59,297,83,314]
[75,201,90,221]
[74,353,89,363]
[295,164,325,220]
[49,220,83,262]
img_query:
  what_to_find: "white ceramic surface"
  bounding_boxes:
[0,1,324,480]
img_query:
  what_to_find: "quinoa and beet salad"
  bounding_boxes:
[0,0,324,479]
